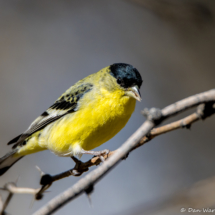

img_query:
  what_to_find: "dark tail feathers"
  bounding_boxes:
[0,149,23,176]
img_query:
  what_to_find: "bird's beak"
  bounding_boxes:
[125,85,141,102]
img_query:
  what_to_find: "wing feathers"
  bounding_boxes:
[50,100,74,110]
[7,83,93,148]
[7,134,22,145]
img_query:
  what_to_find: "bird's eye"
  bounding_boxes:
[117,78,122,84]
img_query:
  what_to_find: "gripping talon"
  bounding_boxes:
[99,156,105,163]
[99,149,110,162]
[81,149,110,162]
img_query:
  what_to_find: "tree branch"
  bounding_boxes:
[32,89,215,215]
[0,183,15,215]
[1,90,214,215]
[1,90,214,214]
[37,102,214,189]
[0,103,211,208]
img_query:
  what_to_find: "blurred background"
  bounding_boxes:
[0,0,215,214]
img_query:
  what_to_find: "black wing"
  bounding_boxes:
[8,83,93,148]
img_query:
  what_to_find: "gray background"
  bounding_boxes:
[0,0,214,214]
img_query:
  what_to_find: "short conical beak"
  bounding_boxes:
[126,85,141,102]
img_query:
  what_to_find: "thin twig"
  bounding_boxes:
[0,183,15,215]
[3,183,40,195]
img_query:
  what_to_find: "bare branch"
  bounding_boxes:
[33,89,215,215]
[37,102,213,190]
[3,183,40,195]
[0,195,3,215]
[0,182,42,215]
[0,103,208,211]
[1,90,214,214]
[0,184,15,215]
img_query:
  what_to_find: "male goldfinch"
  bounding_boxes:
[0,63,142,176]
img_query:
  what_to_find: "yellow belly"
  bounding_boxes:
[46,90,136,156]
[16,89,136,157]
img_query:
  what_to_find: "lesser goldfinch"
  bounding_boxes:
[0,63,142,176]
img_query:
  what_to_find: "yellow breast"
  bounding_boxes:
[46,87,136,155]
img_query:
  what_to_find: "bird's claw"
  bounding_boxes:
[98,149,110,163]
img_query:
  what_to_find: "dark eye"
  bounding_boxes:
[117,78,122,84]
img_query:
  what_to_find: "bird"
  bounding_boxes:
[0,63,143,176]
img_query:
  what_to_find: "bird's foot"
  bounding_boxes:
[97,149,110,163]
[81,149,110,163]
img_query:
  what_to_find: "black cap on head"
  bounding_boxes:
[109,63,143,89]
